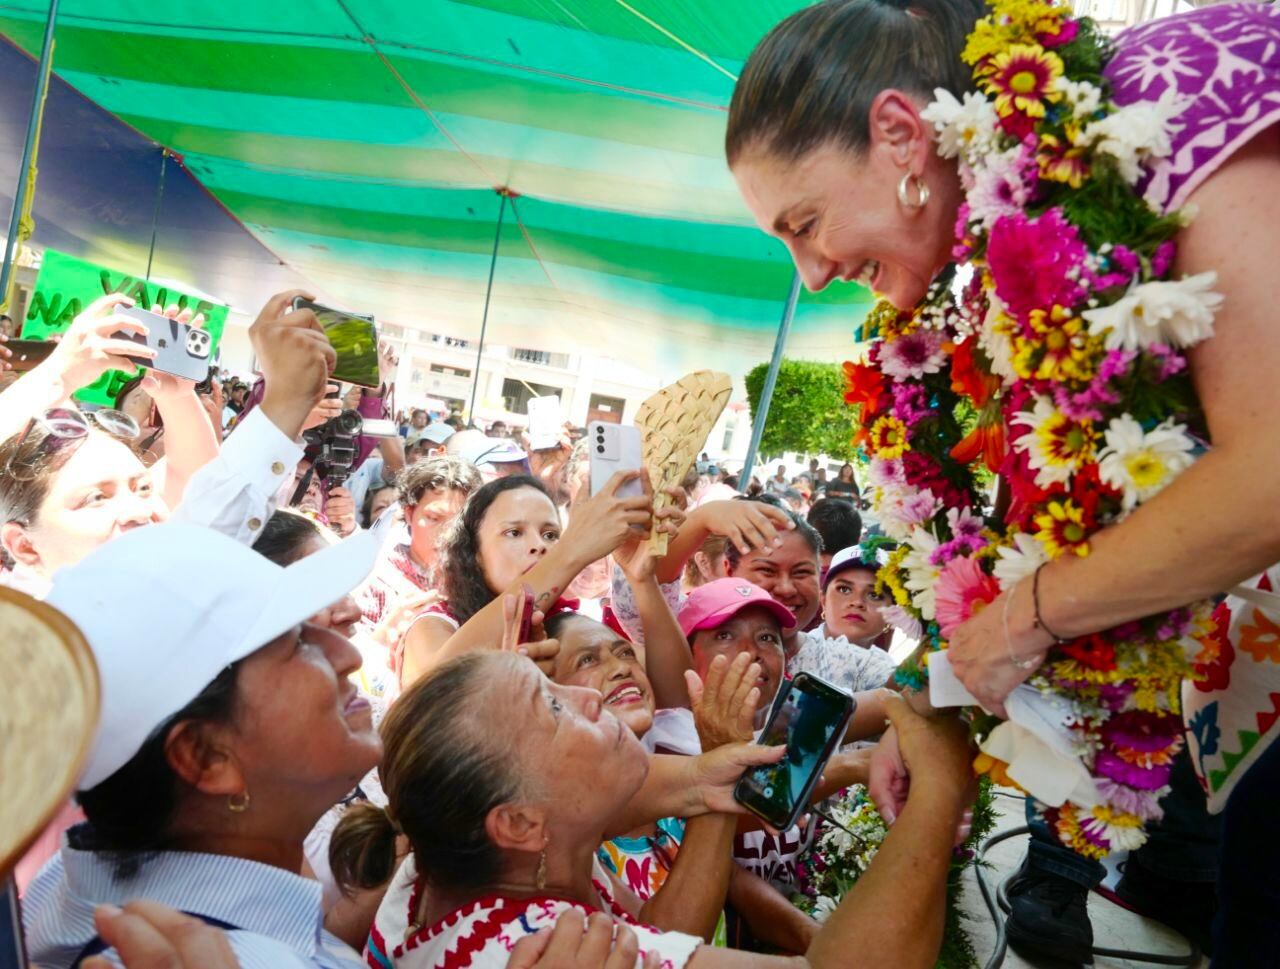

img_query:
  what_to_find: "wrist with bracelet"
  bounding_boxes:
[1001,563,1064,671]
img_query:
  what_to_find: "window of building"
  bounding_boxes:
[588,393,626,426]
[502,378,563,415]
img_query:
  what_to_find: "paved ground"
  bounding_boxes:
[955,789,1207,968]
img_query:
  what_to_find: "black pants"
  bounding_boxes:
[1211,735,1280,968]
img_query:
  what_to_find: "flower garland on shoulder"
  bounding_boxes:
[845,0,1219,858]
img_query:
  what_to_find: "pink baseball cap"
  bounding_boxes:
[678,578,797,638]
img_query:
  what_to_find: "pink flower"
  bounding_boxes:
[1039,18,1080,48]
[934,555,1001,637]
[1096,778,1167,822]
[986,209,1089,323]
[891,382,932,426]
[1095,750,1172,791]
[967,143,1040,230]
[879,329,947,381]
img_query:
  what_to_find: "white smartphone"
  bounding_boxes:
[589,421,645,498]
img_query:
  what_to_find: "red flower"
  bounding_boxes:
[843,360,887,418]
[1193,602,1234,693]
[1039,18,1080,49]
[1060,634,1118,671]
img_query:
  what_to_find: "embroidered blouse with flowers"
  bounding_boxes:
[367,853,701,969]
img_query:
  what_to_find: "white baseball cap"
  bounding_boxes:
[458,435,527,469]
[45,521,384,791]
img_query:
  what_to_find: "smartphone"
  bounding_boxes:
[4,339,55,373]
[588,421,644,498]
[734,673,856,831]
[517,588,535,644]
[1,877,27,969]
[292,298,380,389]
[114,306,213,382]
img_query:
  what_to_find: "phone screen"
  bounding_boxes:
[4,340,55,373]
[294,299,380,388]
[734,674,854,829]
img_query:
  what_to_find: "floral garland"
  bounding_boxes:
[844,0,1219,858]
[794,782,998,969]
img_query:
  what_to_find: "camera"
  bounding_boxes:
[303,407,363,487]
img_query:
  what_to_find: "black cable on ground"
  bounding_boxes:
[974,824,1202,969]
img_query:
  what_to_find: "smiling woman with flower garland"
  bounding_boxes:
[728,0,1280,962]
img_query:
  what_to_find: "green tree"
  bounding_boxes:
[744,358,858,461]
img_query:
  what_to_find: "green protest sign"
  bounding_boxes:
[24,249,229,406]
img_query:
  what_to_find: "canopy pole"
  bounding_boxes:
[467,189,509,426]
[740,271,801,493]
[144,149,170,281]
[0,0,60,314]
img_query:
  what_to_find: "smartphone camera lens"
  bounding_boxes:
[596,444,605,454]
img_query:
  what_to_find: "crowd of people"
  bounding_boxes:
[1,0,1277,967]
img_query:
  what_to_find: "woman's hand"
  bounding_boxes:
[500,586,561,674]
[559,471,653,566]
[81,901,239,969]
[686,652,760,751]
[869,698,977,834]
[947,580,1051,719]
[506,910,660,969]
[302,381,343,431]
[138,303,207,400]
[688,739,785,816]
[326,486,358,537]
[611,482,685,582]
[696,498,795,556]
[377,340,399,390]
[44,293,154,394]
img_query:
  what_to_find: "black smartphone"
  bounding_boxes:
[0,878,27,969]
[291,298,380,389]
[734,673,856,831]
[4,339,56,373]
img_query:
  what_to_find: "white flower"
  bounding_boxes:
[902,526,941,621]
[992,532,1049,588]
[1054,76,1104,122]
[812,895,839,923]
[1083,272,1222,350]
[978,294,1018,385]
[876,485,942,541]
[878,328,947,381]
[1097,415,1197,512]
[1083,88,1185,184]
[1011,396,1094,489]
[921,88,999,165]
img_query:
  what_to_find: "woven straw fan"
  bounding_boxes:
[0,587,99,880]
[635,370,732,554]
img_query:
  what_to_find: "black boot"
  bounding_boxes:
[1005,860,1095,967]
[1115,858,1216,956]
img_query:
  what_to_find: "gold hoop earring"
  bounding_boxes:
[227,791,251,813]
[535,848,548,890]
[897,171,930,210]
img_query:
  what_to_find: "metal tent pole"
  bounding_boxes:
[466,188,509,426]
[740,271,801,492]
[144,149,170,280]
[0,0,60,313]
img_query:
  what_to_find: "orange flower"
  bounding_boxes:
[948,337,1001,407]
[951,418,1007,474]
[842,360,887,417]
[1239,608,1280,664]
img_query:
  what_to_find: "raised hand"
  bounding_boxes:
[139,302,208,399]
[250,290,336,439]
[559,471,653,565]
[45,293,153,394]
[686,652,761,750]
[696,498,795,556]
[500,586,560,674]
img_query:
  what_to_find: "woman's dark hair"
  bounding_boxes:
[808,497,863,553]
[360,481,396,529]
[330,652,526,895]
[726,0,986,165]
[724,496,823,571]
[252,509,325,566]
[72,664,241,879]
[839,462,856,481]
[396,455,481,510]
[439,475,556,625]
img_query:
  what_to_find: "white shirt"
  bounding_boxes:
[172,407,303,545]
[787,626,899,694]
[24,838,363,968]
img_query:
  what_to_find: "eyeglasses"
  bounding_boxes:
[4,407,144,482]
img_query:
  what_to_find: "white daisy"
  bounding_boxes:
[977,295,1018,386]
[1011,396,1098,489]
[902,526,942,621]
[1082,272,1222,350]
[1097,415,1197,512]
[992,532,1050,588]
[1083,88,1185,184]
[921,88,1000,165]
[1053,76,1104,122]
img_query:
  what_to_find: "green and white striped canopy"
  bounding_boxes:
[1,0,873,377]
